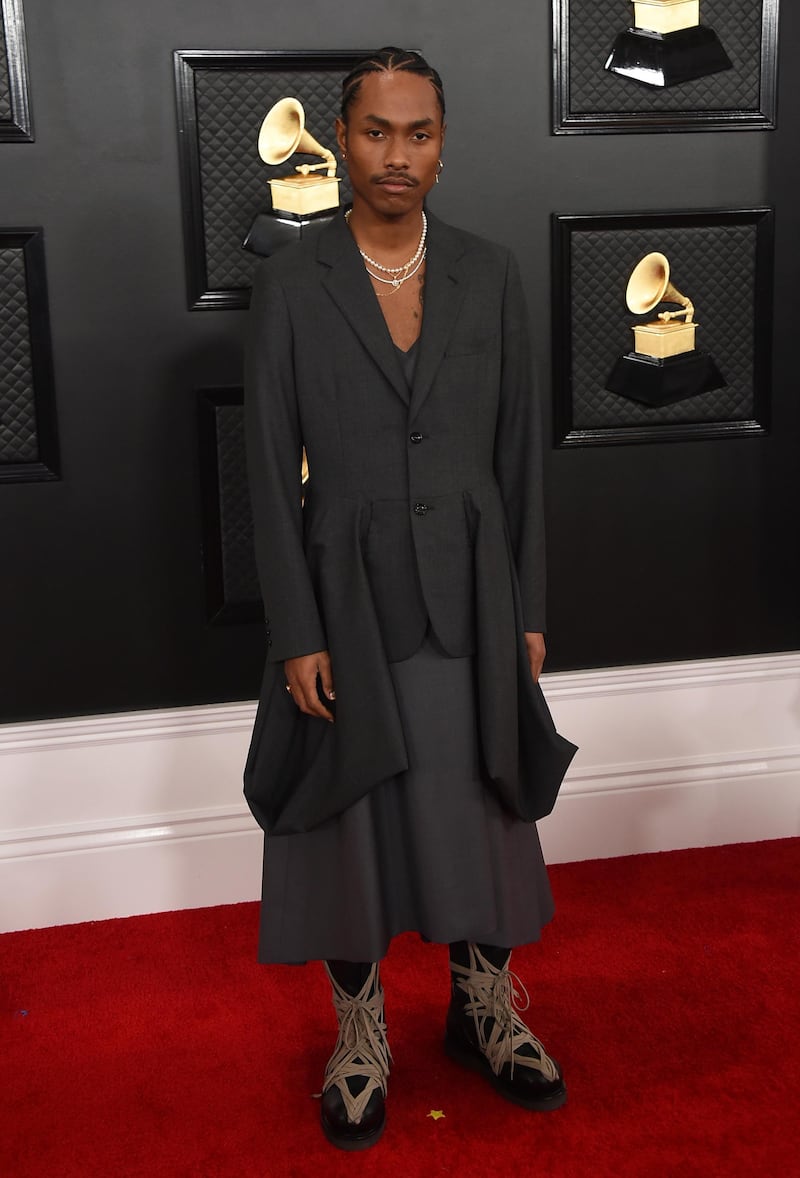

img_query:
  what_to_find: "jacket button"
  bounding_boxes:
[413,502,429,516]
[409,431,423,444]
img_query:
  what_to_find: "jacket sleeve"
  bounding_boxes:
[244,259,327,664]
[493,249,547,633]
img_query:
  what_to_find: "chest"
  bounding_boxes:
[372,261,426,352]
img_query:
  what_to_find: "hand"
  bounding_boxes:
[284,650,335,722]
[524,632,546,683]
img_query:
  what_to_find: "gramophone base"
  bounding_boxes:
[605,351,726,407]
[242,210,338,259]
[268,175,341,217]
[604,25,732,88]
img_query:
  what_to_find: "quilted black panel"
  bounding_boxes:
[0,18,11,121]
[564,220,763,434]
[195,66,352,294]
[556,209,777,442]
[214,402,259,604]
[564,0,764,115]
[0,245,38,464]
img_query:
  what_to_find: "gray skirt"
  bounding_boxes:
[257,636,554,963]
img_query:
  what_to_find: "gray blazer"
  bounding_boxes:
[243,211,576,835]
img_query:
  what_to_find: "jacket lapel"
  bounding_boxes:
[317,214,410,406]
[408,212,467,421]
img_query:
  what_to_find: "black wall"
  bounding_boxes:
[1,0,797,723]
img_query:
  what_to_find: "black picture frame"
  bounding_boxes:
[197,387,262,625]
[552,0,780,134]
[0,228,59,482]
[552,208,774,447]
[0,0,33,141]
[174,49,368,311]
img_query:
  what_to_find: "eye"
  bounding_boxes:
[412,132,431,141]
[366,128,385,139]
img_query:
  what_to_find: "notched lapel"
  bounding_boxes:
[408,215,467,421]
[317,217,410,406]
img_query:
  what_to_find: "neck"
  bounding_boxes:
[345,201,425,259]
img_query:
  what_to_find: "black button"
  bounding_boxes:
[409,431,423,444]
[413,502,429,516]
[264,617,270,625]
[267,639,272,647]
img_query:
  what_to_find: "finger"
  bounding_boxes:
[527,652,542,683]
[291,670,334,722]
[318,652,336,702]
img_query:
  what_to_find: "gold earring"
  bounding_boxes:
[435,158,443,184]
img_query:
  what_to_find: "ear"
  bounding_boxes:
[335,117,347,157]
[440,122,447,151]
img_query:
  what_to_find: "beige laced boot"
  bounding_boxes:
[320,962,391,1150]
[445,942,567,1111]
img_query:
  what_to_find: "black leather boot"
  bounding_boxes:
[445,942,567,1111]
[320,961,390,1151]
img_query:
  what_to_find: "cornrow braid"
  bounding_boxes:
[341,46,446,123]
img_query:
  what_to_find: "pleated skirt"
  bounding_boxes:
[257,636,555,963]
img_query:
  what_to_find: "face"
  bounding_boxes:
[336,70,445,219]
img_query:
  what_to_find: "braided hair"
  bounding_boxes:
[340,47,446,123]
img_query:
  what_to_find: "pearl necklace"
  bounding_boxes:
[345,209,427,293]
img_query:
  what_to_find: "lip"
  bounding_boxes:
[375,176,415,190]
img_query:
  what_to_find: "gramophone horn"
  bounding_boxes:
[257,97,333,168]
[626,252,694,323]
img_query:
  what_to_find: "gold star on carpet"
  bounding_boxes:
[427,1109,446,1121]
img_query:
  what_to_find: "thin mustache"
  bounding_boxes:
[372,173,418,186]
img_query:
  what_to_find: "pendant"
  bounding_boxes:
[392,278,400,289]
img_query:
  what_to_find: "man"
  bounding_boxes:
[244,47,576,1151]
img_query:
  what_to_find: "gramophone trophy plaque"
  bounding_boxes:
[242,96,341,258]
[604,1,732,88]
[605,252,726,406]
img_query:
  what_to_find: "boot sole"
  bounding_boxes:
[320,1112,386,1152]
[444,1032,568,1112]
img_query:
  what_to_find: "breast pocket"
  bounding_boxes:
[445,327,498,357]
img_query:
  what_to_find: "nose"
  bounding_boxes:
[383,137,410,170]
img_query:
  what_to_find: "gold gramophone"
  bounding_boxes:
[604,0,731,88]
[605,251,725,406]
[258,97,341,217]
[626,252,695,359]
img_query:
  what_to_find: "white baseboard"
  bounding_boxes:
[2,652,798,933]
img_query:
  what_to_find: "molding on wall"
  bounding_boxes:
[0,805,255,860]
[543,650,800,697]
[2,651,798,932]
[561,744,800,798]
[0,702,257,755]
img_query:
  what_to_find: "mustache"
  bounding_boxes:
[371,173,418,187]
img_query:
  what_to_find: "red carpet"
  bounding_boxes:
[2,838,798,1177]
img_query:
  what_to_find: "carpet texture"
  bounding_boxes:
[2,838,798,1177]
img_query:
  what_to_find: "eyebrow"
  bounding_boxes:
[360,114,436,129]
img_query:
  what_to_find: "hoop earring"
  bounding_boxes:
[435,158,443,184]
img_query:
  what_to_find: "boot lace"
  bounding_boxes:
[451,944,559,1081]
[322,963,391,1125]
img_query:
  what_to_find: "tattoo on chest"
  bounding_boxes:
[412,274,425,320]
